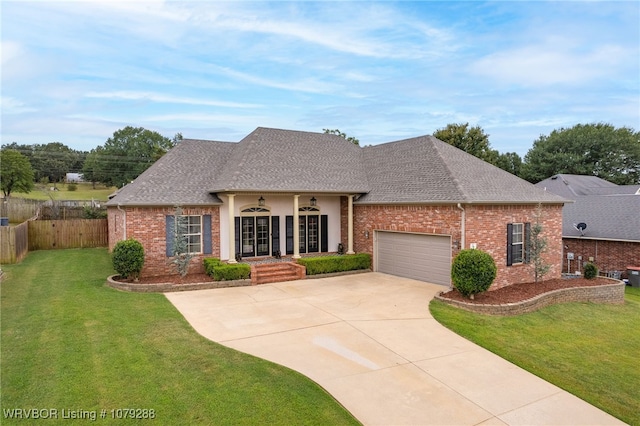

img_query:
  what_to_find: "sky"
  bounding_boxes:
[2,1,639,158]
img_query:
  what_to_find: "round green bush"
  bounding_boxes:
[451,249,497,299]
[584,262,598,280]
[112,238,145,280]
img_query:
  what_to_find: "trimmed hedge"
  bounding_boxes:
[203,258,250,281]
[451,249,497,299]
[112,238,145,280]
[297,254,371,275]
[212,264,251,281]
[203,258,223,276]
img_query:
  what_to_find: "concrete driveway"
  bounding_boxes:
[166,272,623,426]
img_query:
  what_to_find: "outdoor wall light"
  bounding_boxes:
[258,196,265,206]
[310,196,317,206]
[365,230,369,239]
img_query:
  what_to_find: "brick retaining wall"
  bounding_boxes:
[434,279,625,316]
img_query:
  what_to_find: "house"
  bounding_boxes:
[536,174,640,277]
[106,127,567,289]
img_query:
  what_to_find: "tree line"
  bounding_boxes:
[1,122,639,198]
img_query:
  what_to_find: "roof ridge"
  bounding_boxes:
[429,136,469,202]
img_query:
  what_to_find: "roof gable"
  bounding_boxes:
[359,135,566,204]
[210,127,369,193]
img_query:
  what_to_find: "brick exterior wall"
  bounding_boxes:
[108,206,220,277]
[342,198,564,290]
[563,238,640,279]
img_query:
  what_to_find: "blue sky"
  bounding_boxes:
[2,1,638,157]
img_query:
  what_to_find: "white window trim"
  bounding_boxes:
[177,215,203,255]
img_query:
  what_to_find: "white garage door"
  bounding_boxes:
[376,231,451,286]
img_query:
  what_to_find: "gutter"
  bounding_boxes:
[457,203,466,250]
[117,204,126,240]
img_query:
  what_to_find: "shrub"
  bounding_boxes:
[451,249,497,299]
[203,258,223,277]
[297,254,371,275]
[212,264,251,281]
[83,205,107,219]
[112,238,145,281]
[584,263,598,279]
[67,182,78,191]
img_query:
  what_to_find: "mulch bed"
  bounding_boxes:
[439,277,614,304]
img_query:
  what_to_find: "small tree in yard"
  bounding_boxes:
[112,238,144,281]
[530,204,551,283]
[169,206,194,278]
[451,249,497,299]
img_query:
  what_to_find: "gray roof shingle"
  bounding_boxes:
[108,127,567,207]
[210,127,369,193]
[106,139,235,206]
[536,174,640,241]
[359,135,566,204]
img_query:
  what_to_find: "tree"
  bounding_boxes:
[31,142,80,184]
[433,123,498,164]
[530,204,550,283]
[323,129,360,145]
[0,149,35,197]
[169,206,195,278]
[88,126,178,187]
[495,152,523,177]
[521,123,640,184]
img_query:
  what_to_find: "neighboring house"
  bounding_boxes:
[66,173,84,183]
[106,127,566,289]
[536,174,640,277]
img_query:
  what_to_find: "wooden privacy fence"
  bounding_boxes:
[1,198,44,223]
[28,219,108,251]
[0,221,29,264]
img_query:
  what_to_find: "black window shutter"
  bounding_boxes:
[506,223,513,266]
[203,215,212,255]
[271,216,280,256]
[285,216,293,255]
[524,222,532,264]
[166,215,175,257]
[234,217,240,257]
[320,215,328,252]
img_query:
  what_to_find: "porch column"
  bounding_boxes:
[228,194,237,263]
[292,194,300,259]
[347,194,355,254]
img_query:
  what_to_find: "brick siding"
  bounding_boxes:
[108,206,220,277]
[343,198,564,290]
[563,238,640,279]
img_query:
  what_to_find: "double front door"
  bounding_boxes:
[241,216,270,257]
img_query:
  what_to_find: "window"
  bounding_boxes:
[507,222,530,266]
[178,215,202,254]
[166,214,211,257]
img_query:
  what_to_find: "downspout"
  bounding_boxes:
[457,203,465,250]
[117,203,126,241]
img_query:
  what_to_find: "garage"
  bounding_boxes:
[376,231,451,286]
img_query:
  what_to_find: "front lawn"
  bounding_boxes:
[0,248,359,425]
[430,287,640,425]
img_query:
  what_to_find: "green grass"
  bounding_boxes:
[1,249,360,425]
[430,287,640,425]
[11,183,117,201]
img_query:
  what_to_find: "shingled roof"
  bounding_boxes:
[536,174,640,241]
[108,127,567,207]
[359,135,565,204]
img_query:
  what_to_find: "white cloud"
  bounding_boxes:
[84,91,261,109]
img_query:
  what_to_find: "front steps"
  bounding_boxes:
[251,262,306,285]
